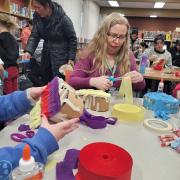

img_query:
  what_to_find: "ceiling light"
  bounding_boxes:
[119,13,125,17]
[150,15,157,18]
[108,1,119,7]
[154,2,165,8]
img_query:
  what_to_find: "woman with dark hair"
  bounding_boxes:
[25,0,77,85]
[147,34,172,67]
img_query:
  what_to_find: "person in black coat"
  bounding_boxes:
[169,40,180,67]
[25,0,77,85]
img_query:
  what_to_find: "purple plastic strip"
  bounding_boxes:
[18,124,31,131]
[10,130,35,142]
[10,133,27,142]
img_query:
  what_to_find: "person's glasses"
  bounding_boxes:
[107,33,126,41]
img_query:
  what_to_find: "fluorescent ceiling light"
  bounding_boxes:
[108,1,119,7]
[154,2,165,8]
[150,15,157,18]
[119,13,125,17]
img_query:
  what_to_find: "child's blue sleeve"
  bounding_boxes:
[0,127,59,169]
[0,91,32,122]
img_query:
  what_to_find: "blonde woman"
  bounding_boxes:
[69,13,145,91]
[0,13,19,94]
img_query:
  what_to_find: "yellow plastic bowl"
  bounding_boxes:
[112,103,144,122]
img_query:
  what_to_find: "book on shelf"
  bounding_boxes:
[10,2,30,18]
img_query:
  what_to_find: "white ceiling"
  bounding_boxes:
[91,0,180,18]
[92,0,180,9]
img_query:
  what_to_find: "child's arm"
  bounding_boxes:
[0,58,4,79]
[0,64,4,79]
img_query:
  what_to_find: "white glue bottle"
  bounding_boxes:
[12,144,44,180]
[158,79,164,92]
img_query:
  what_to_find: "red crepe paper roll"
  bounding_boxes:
[76,142,133,180]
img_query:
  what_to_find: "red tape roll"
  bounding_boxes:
[76,142,133,180]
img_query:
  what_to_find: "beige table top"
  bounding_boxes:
[0,97,180,180]
[143,68,180,82]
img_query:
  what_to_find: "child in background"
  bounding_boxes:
[0,13,19,94]
[137,41,149,61]
[20,20,33,50]
[0,86,79,169]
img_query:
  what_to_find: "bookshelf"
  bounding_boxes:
[0,0,33,28]
[0,0,34,50]
[142,30,180,49]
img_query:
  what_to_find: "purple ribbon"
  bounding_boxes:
[79,109,117,129]
[56,149,80,180]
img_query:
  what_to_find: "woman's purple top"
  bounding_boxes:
[69,52,145,91]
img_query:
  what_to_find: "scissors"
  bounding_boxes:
[108,76,122,82]
[10,130,35,142]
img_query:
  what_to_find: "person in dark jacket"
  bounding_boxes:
[25,0,77,85]
[169,40,180,67]
[0,13,19,94]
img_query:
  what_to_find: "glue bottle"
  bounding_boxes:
[12,144,44,180]
[158,79,164,92]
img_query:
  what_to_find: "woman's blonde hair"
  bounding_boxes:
[0,13,18,31]
[80,13,130,75]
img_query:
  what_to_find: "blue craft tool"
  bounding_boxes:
[108,76,122,82]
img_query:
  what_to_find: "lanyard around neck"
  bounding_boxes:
[105,58,118,76]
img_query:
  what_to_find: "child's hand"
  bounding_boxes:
[41,114,79,141]
[28,86,46,101]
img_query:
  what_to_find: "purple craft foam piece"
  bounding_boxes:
[83,109,92,118]
[86,116,107,129]
[48,77,61,118]
[63,149,80,169]
[106,117,117,125]
[56,149,79,180]
[56,162,75,180]
[80,109,117,129]
[18,124,30,131]
[79,109,92,122]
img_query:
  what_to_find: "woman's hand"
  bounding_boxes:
[41,114,79,141]
[125,71,144,83]
[89,76,113,91]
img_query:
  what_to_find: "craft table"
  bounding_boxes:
[143,68,180,82]
[0,97,180,180]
